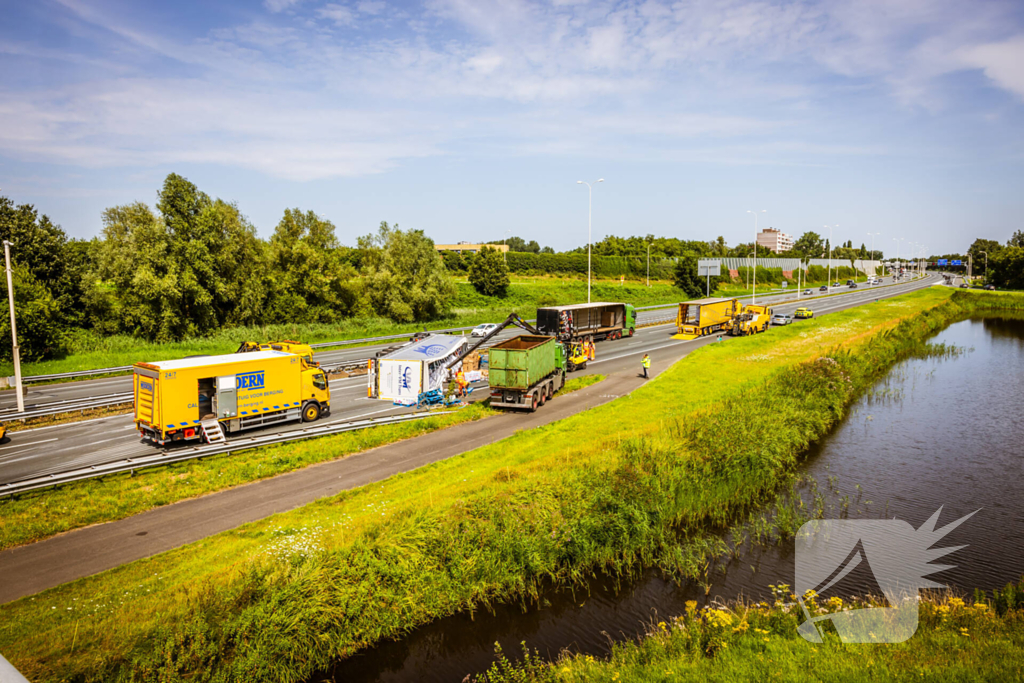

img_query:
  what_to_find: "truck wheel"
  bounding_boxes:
[529,392,538,412]
[629,328,635,337]
[547,382,554,399]
[539,390,546,406]
[302,402,321,422]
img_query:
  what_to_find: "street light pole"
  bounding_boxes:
[3,240,24,413]
[824,225,837,292]
[577,179,604,304]
[747,209,766,304]
[867,232,881,279]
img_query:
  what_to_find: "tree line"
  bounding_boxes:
[0,174,453,360]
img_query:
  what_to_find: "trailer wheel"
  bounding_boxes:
[302,402,321,422]
[539,390,546,406]
[529,392,538,412]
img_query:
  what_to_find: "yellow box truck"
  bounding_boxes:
[133,349,330,446]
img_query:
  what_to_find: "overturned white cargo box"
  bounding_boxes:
[368,334,469,401]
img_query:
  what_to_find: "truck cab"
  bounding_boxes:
[300,366,331,421]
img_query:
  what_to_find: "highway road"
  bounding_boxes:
[0,273,937,487]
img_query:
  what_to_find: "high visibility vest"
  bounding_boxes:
[642,356,650,368]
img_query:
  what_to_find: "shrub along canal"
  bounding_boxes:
[318,315,1024,682]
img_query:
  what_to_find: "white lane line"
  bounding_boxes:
[13,413,135,434]
[591,338,698,364]
[0,437,58,451]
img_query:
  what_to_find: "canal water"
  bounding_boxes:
[317,316,1024,682]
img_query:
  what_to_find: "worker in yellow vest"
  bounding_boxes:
[456,369,469,397]
[642,354,650,379]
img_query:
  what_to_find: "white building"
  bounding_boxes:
[756,228,794,254]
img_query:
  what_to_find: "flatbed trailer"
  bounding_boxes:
[536,302,637,342]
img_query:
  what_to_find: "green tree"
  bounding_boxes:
[93,202,178,339]
[988,247,1024,289]
[793,231,824,257]
[0,196,86,327]
[358,222,456,322]
[0,265,69,361]
[267,208,357,323]
[1008,231,1024,248]
[968,238,1003,275]
[468,246,510,296]
[673,253,703,299]
[156,173,218,337]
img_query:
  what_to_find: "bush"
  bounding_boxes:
[468,247,510,297]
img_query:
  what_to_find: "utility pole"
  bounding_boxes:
[3,240,24,413]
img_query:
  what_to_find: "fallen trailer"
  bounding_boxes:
[673,297,740,339]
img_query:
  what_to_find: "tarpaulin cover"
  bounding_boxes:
[380,335,466,361]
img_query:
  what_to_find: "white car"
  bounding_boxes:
[771,313,794,326]
[471,323,499,337]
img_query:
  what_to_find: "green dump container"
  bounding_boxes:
[488,335,559,391]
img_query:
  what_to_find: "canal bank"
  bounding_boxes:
[4,289,1019,683]
[325,310,1024,682]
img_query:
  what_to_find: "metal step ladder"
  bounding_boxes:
[200,419,226,445]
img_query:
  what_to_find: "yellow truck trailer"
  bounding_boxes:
[674,297,740,339]
[729,304,773,336]
[133,349,330,446]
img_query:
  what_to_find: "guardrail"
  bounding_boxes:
[0,410,455,497]
[0,394,134,421]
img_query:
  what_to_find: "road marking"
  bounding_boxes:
[0,438,58,451]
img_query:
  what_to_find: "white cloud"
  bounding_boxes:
[264,0,303,12]
[316,3,356,25]
[959,36,1024,100]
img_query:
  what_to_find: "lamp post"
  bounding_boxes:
[824,225,837,292]
[646,238,651,287]
[747,209,766,304]
[867,232,881,280]
[3,240,24,413]
[577,179,604,303]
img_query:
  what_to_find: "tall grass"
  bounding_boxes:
[5,288,1017,682]
[476,588,1024,682]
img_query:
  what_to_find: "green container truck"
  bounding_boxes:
[488,335,566,411]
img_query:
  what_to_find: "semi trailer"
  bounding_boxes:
[133,349,330,446]
[536,302,636,342]
[674,298,740,339]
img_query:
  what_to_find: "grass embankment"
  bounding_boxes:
[0,277,683,378]
[479,586,1024,682]
[1,287,978,681]
[0,374,604,551]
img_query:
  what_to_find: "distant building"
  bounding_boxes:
[756,228,794,254]
[434,242,509,254]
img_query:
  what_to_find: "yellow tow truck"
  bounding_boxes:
[728,304,773,336]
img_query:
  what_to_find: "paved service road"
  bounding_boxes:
[0,274,934,487]
[0,273,940,603]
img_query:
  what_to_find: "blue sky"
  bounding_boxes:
[2,0,1024,256]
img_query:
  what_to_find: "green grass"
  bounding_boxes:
[0,276,684,378]
[0,373,606,551]
[2,287,985,682]
[478,590,1024,682]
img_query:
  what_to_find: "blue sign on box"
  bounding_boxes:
[952,260,962,266]
[937,259,948,265]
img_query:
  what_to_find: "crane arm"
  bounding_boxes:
[445,313,542,370]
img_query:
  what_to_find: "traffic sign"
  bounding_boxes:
[951,260,962,266]
[937,259,948,266]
